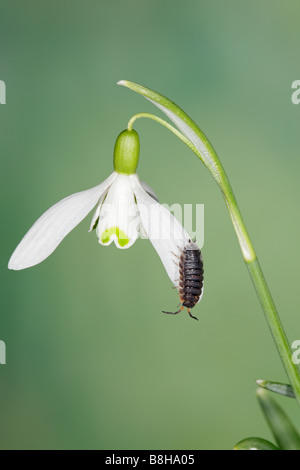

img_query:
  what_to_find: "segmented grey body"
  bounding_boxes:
[179,242,204,309]
[163,241,204,320]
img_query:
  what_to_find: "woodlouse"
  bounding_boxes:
[163,240,204,320]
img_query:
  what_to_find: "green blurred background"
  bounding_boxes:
[1,0,300,450]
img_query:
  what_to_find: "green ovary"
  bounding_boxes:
[100,227,129,247]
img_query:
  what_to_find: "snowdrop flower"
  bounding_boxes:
[8,129,191,289]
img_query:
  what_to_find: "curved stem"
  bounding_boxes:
[127,113,201,156]
[122,80,300,405]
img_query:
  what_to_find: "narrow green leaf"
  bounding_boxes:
[257,389,300,450]
[256,379,295,399]
[234,437,279,450]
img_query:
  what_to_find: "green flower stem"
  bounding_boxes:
[127,113,207,165]
[250,261,300,403]
[120,80,300,405]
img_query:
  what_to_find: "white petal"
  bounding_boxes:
[140,180,159,202]
[130,174,190,287]
[97,174,139,249]
[138,219,148,240]
[8,172,117,270]
[139,181,159,238]
[88,190,107,232]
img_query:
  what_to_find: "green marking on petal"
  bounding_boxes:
[100,227,130,247]
[91,218,99,231]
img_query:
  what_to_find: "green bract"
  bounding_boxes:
[113,129,140,175]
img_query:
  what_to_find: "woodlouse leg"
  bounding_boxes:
[162,306,184,316]
[171,251,181,260]
[187,308,199,321]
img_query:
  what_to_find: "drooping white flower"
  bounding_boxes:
[8,129,191,290]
